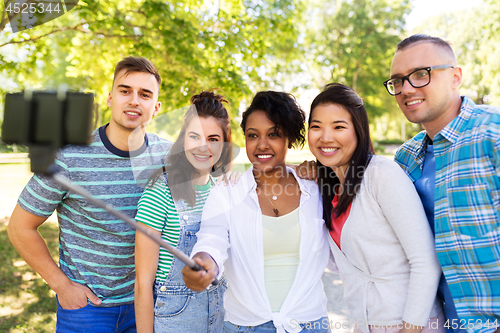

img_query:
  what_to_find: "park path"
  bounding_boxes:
[0,159,353,331]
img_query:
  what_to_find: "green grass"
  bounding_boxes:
[0,219,59,332]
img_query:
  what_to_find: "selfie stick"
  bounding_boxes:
[49,170,219,286]
[3,89,217,286]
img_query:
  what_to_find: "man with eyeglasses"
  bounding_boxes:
[390,34,500,332]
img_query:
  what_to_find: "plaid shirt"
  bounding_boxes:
[395,96,500,332]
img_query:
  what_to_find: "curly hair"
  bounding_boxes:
[240,91,306,148]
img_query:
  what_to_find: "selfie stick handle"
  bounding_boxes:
[51,172,218,285]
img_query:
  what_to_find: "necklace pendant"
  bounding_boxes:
[271,195,278,201]
[273,208,279,216]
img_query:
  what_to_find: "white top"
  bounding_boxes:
[192,166,329,333]
[262,208,301,312]
[331,155,442,332]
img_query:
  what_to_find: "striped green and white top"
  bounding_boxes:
[135,178,212,281]
[18,125,172,306]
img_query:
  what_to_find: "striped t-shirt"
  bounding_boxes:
[135,178,212,281]
[18,125,172,306]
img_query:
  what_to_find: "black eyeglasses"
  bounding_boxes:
[383,65,455,96]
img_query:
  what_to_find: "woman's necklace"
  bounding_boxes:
[259,175,289,217]
[263,194,280,216]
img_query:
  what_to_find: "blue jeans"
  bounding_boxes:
[152,189,227,333]
[153,278,227,333]
[223,317,331,333]
[56,298,136,333]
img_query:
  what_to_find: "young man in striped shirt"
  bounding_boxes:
[388,35,500,332]
[7,56,172,332]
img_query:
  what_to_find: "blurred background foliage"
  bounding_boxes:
[0,0,499,145]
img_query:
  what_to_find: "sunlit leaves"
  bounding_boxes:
[304,0,410,118]
[414,0,500,105]
[0,0,305,143]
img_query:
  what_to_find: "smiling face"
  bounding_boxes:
[244,110,289,173]
[390,42,462,137]
[106,69,161,133]
[183,116,224,175]
[308,103,358,176]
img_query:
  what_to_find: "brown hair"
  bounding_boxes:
[113,56,161,90]
[150,90,232,207]
[396,34,455,57]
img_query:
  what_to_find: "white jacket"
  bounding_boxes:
[331,155,442,332]
[192,166,329,333]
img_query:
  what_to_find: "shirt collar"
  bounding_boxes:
[437,96,475,144]
[99,123,149,157]
[405,96,474,162]
[401,131,429,168]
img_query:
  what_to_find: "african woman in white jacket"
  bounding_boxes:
[182,91,331,333]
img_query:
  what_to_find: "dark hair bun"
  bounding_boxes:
[191,90,229,106]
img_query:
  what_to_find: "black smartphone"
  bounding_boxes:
[2,91,94,147]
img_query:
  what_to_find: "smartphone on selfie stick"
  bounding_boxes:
[1,89,217,284]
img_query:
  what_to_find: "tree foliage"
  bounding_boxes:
[0,0,305,141]
[412,0,500,106]
[304,0,410,119]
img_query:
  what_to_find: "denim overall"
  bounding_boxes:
[153,177,227,333]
